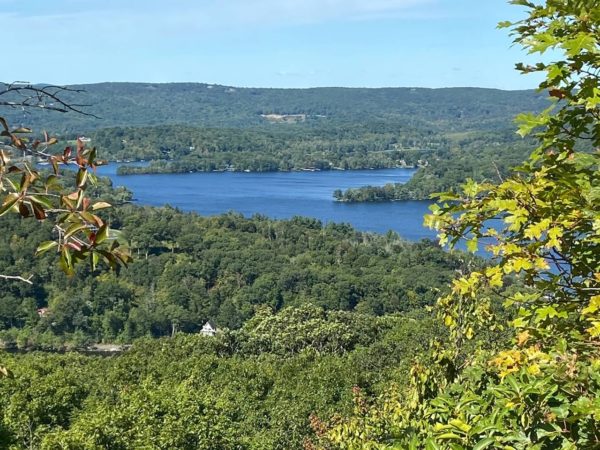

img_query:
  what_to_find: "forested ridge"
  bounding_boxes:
[1,84,547,132]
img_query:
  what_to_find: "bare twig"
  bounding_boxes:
[0,274,33,284]
[0,82,99,118]
[492,161,504,183]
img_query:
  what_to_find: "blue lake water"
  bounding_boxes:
[98,165,438,242]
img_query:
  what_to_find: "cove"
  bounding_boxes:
[99,165,438,242]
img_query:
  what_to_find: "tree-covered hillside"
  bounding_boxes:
[1,83,547,133]
[0,205,478,348]
[334,137,536,202]
[95,122,450,172]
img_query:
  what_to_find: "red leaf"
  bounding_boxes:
[549,88,566,99]
[31,201,46,220]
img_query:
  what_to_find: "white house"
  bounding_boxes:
[200,320,218,337]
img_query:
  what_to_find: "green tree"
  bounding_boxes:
[314,1,600,448]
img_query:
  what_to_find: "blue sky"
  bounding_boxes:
[2,0,543,89]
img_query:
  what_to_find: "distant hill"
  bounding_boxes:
[1,82,548,133]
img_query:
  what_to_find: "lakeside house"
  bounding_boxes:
[200,320,218,337]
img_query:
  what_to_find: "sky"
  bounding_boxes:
[2,0,543,89]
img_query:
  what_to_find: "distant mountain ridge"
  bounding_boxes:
[1,82,548,133]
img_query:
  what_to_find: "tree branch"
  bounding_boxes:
[0,274,33,284]
[0,82,100,118]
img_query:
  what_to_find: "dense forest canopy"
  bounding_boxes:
[0,312,449,449]
[0,205,478,346]
[0,101,501,447]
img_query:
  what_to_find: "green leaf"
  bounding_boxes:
[28,195,53,210]
[95,225,109,245]
[80,211,101,226]
[509,0,534,6]
[546,64,566,82]
[35,240,58,255]
[0,193,20,216]
[425,439,443,450]
[562,33,596,56]
[60,247,74,276]
[514,112,547,137]
[437,432,462,440]
[473,437,497,450]
[527,32,557,54]
[91,251,100,271]
[76,168,88,188]
[449,418,471,433]
[467,237,478,253]
[64,223,89,239]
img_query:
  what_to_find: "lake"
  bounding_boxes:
[98,165,438,242]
